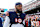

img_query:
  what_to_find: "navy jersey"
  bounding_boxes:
[0,18,2,27]
[9,12,26,24]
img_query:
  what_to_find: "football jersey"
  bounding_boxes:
[0,18,2,27]
[9,12,26,24]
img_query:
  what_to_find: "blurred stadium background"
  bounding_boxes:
[0,0,40,27]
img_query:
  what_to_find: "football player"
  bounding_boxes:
[0,13,2,27]
[3,2,26,27]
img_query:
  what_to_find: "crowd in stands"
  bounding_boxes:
[0,13,40,27]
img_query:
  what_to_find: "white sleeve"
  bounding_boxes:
[23,19,25,25]
[3,16,10,27]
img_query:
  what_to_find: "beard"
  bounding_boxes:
[16,8,22,14]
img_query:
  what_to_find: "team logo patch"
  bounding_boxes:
[18,18,22,23]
